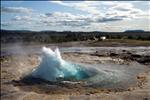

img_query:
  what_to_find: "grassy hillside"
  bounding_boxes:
[1,30,150,44]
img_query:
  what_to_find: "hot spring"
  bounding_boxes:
[23,46,147,89]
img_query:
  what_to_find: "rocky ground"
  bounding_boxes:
[1,46,150,100]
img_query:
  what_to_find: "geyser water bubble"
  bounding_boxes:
[26,46,147,89]
[31,46,91,81]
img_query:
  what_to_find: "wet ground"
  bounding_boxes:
[1,44,150,100]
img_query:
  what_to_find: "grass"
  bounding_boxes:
[87,39,150,46]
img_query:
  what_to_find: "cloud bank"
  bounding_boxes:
[1,1,149,32]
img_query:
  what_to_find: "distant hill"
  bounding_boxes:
[1,29,150,43]
[124,30,145,33]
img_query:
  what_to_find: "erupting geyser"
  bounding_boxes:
[31,47,93,81]
[25,46,147,89]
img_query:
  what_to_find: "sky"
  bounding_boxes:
[1,1,150,32]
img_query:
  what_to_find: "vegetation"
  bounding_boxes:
[1,30,150,43]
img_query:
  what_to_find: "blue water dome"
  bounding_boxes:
[31,47,90,81]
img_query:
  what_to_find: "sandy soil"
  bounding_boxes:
[1,46,150,100]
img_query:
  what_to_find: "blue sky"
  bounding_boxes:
[1,1,150,32]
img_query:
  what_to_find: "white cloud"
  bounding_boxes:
[50,1,148,20]
[41,12,90,26]
[1,1,149,31]
[110,3,133,11]
[50,1,101,15]
[101,1,116,6]
[42,11,126,27]
[9,10,126,29]
[1,7,33,13]
[50,1,66,5]
[106,2,147,19]
[12,16,33,21]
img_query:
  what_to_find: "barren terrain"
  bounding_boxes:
[1,41,150,100]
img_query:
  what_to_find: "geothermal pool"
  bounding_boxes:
[21,46,148,90]
[1,46,150,56]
